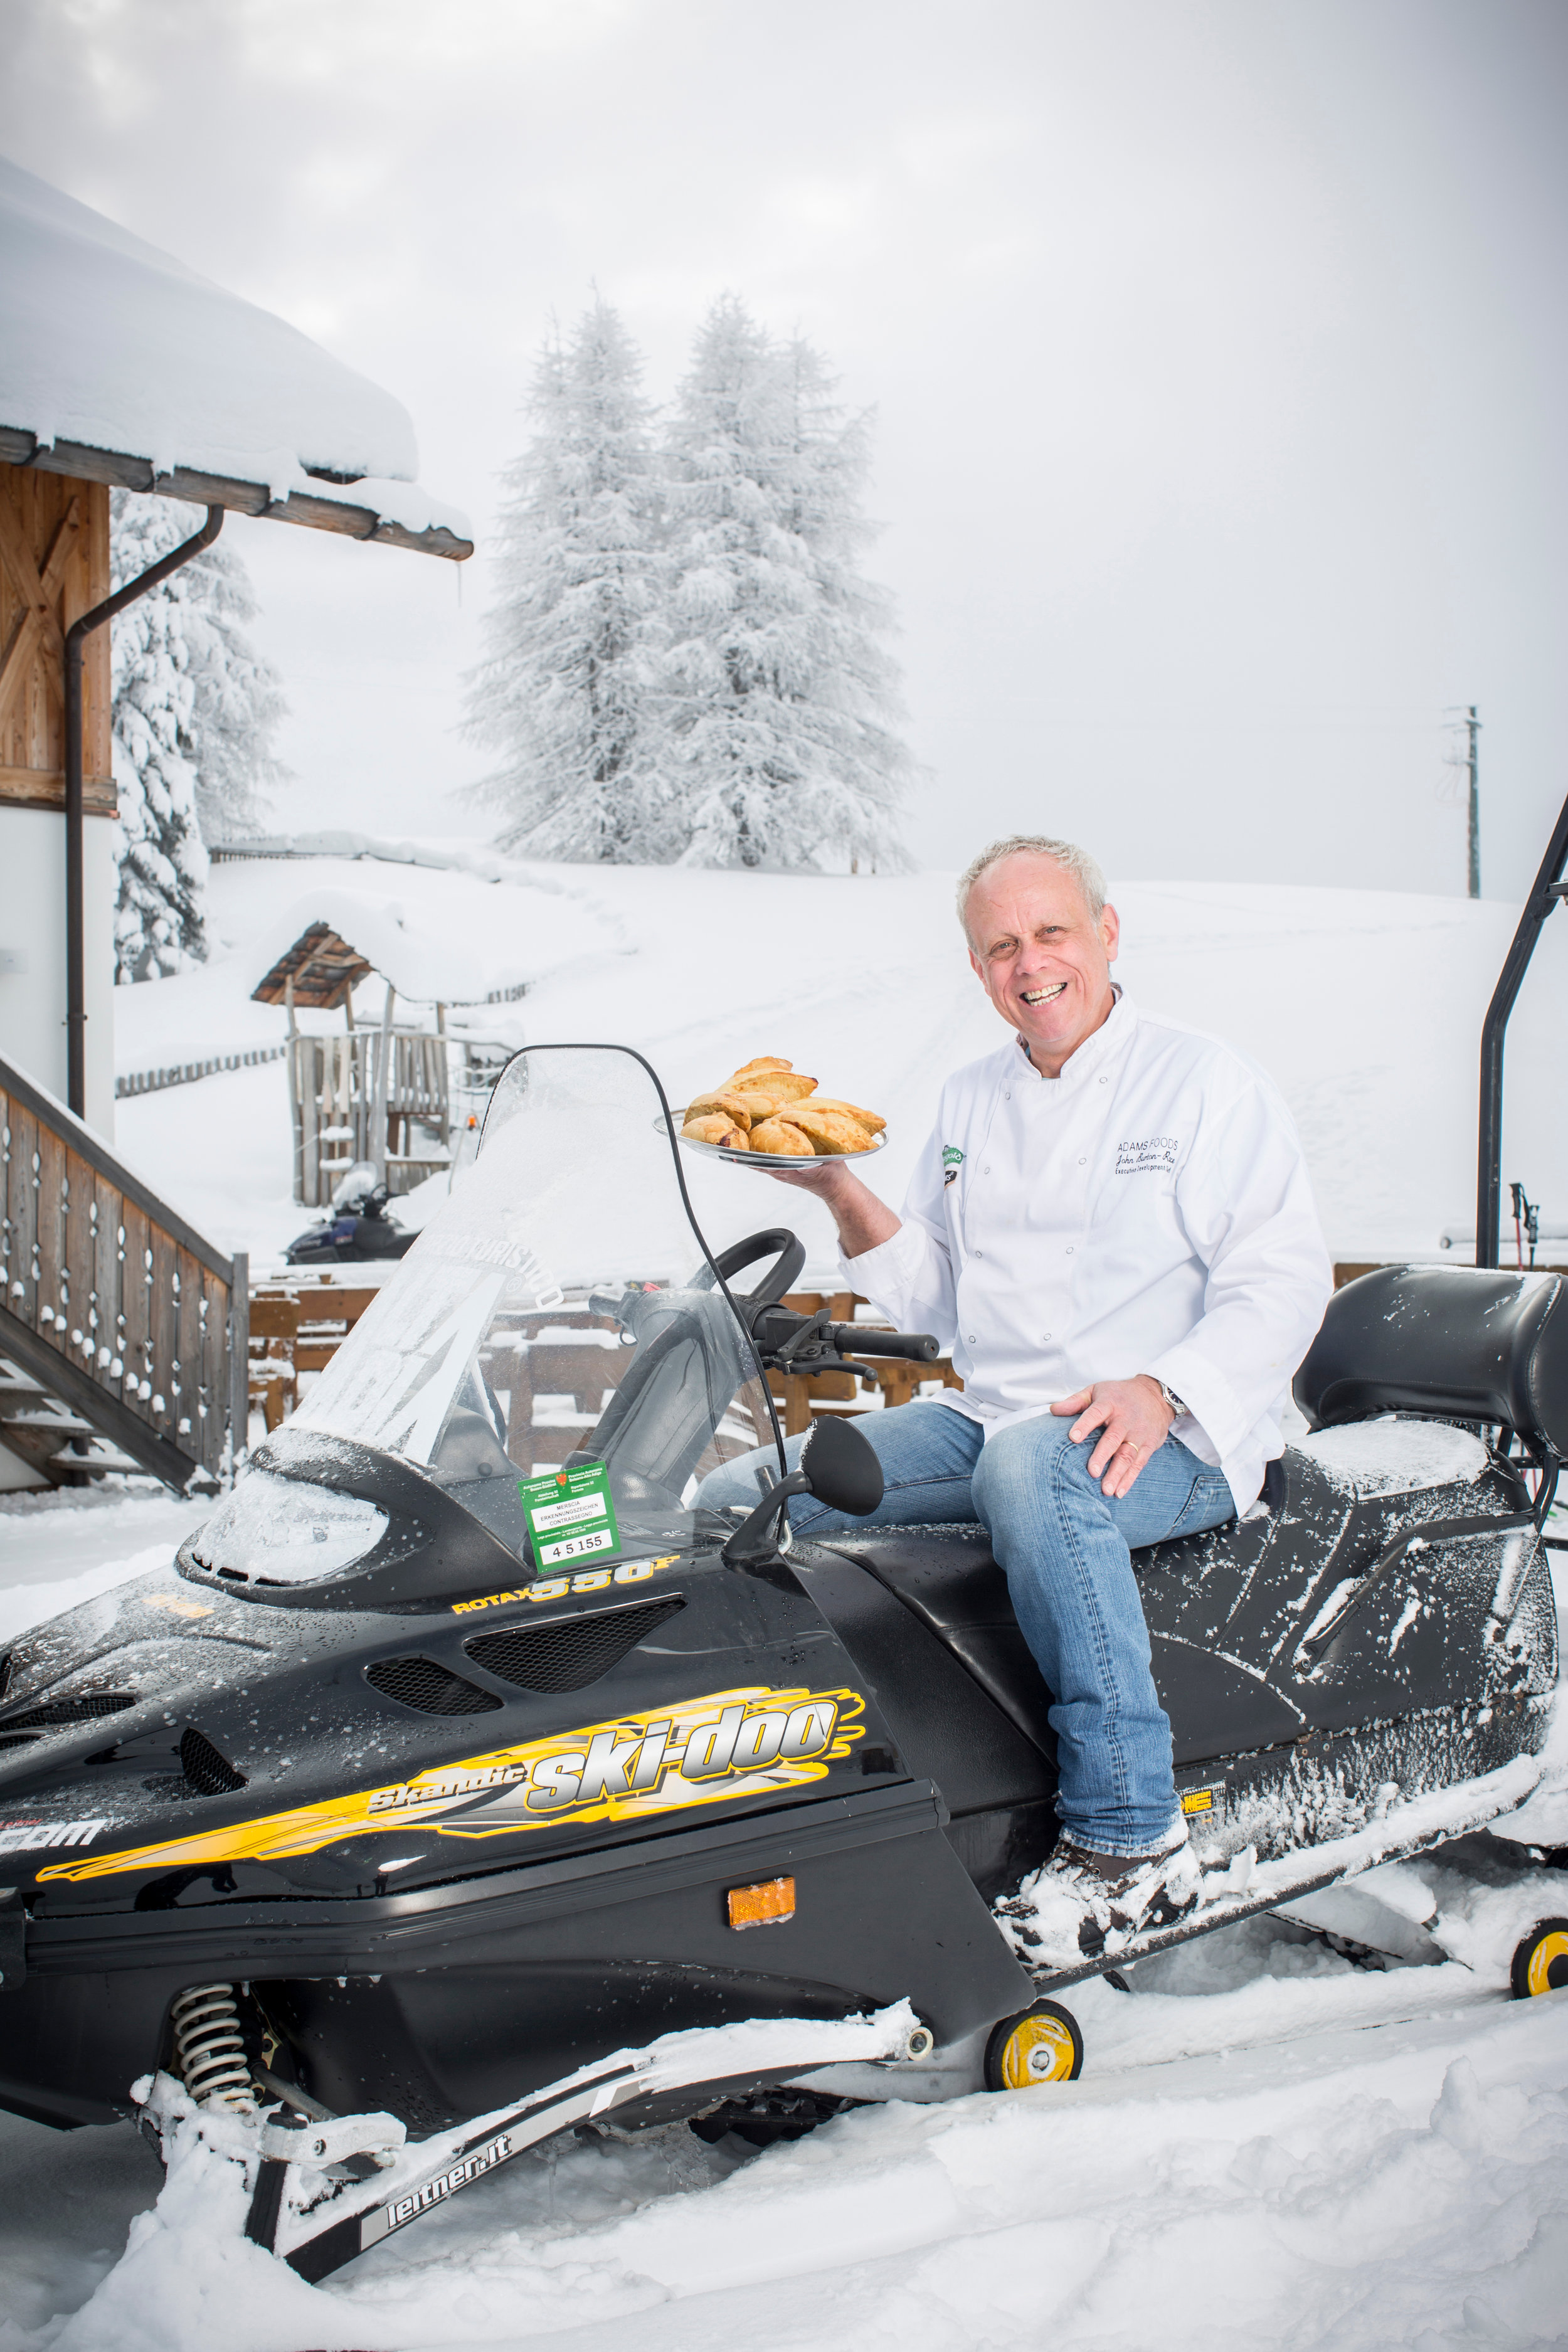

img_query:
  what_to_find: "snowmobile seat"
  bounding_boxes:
[1296,1264,1568,1455]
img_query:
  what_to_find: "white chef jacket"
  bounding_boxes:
[842,991,1333,1514]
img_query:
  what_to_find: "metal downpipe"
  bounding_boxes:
[1474,786,1568,1269]
[63,504,225,1118]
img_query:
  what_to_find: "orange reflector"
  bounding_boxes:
[727,1875,795,1930]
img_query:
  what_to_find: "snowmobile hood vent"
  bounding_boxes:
[465,1594,686,1694]
[177,1727,247,1795]
[0,1691,138,1732]
[1296,1265,1568,1454]
[366,1655,504,1715]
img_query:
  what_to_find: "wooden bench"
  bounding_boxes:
[247,1279,382,1433]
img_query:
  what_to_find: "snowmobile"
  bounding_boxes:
[283,1160,417,1267]
[0,1040,1563,2284]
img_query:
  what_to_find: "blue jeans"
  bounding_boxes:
[698,1400,1236,1855]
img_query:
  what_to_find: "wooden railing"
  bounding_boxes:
[0,1052,246,1488]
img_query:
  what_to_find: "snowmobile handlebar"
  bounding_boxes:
[821,1322,940,1362]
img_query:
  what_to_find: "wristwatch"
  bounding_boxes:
[1150,1378,1187,1420]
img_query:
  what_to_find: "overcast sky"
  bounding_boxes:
[6,0,1566,898]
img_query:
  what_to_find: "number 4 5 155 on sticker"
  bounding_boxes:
[518,1463,621,1571]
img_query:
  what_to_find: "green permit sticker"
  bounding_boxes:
[519,1462,621,1571]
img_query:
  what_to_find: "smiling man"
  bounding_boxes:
[699,834,1333,1954]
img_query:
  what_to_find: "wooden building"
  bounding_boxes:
[0,154,470,1140]
[0,158,471,1488]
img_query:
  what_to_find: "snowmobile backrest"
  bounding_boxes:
[1294,1264,1568,1455]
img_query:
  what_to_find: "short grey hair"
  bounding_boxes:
[956,835,1108,938]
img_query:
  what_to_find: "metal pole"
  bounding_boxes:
[63,506,223,1117]
[283,973,302,1204]
[1475,787,1568,1268]
[1466,706,1481,900]
[228,1248,249,1484]
[374,981,396,1185]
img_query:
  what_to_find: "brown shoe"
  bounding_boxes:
[999,1828,1200,1967]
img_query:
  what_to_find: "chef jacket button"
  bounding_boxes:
[1066,1246,1074,1255]
[1078,1156,1086,1165]
[1004,1091,1011,1100]
[973,1248,982,1256]
[968,1334,977,1343]
[1042,1332,1052,1341]
[1099,1075,1108,1084]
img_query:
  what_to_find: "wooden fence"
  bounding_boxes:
[0,1052,246,1488]
[117,1045,287,1099]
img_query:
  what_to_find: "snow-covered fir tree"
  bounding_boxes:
[657,297,911,871]
[109,492,287,980]
[464,298,670,860]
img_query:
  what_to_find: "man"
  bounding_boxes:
[699,835,1333,1953]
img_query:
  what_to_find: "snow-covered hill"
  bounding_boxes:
[111,846,1568,1274]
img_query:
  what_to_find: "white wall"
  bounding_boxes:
[0,808,116,1140]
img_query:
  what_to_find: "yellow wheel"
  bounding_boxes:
[984,1999,1084,2090]
[1511,1917,1568,2000]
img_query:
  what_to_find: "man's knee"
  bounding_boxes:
[972,1413,1101,1520]
[696,1444,788,1513]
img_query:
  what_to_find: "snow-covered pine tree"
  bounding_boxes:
[108,492,287,980]
[464,298,670,860]
[179,526,288,849]
[657,297,911,871]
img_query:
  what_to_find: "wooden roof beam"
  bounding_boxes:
[0,427,472,563]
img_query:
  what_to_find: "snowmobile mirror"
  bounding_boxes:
[799,1413,884,1517]
[331,1160,379,1210]
[719,1416,884,1565]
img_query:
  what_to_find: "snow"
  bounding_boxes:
[244,884,545,1009]
[0,159,467,543]
[107,856,1568,1279]
[1298,1419,1491,1496]
[0,863,1557,2341]
[0,1498,1563,2350]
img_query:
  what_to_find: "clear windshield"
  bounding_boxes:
[290,1045,785,1566]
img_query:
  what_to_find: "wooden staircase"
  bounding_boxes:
[0,1052,248,1491]
[0,1355,144,1485]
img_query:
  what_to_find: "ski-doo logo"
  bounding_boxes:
[34,1688,867,1882]
[369,1688,853,1821]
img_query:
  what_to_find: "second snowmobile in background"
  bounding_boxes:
[283,1160,417,1266]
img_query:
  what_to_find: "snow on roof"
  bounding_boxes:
[242,878,612,1010]
[0,157,471,560]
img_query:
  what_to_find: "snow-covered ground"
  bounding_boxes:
[110,846,1568,1276]
[0,850,1552,2343]
[0,1488,1565,2352]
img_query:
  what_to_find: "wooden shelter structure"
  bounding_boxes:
[253,923,373,1010]
[254,921,455,1205]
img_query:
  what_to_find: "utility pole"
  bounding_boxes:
[1465,704,1481,898]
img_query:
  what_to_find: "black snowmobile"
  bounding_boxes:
[283,1160,417,1267]
[0,1039,1563,2284]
